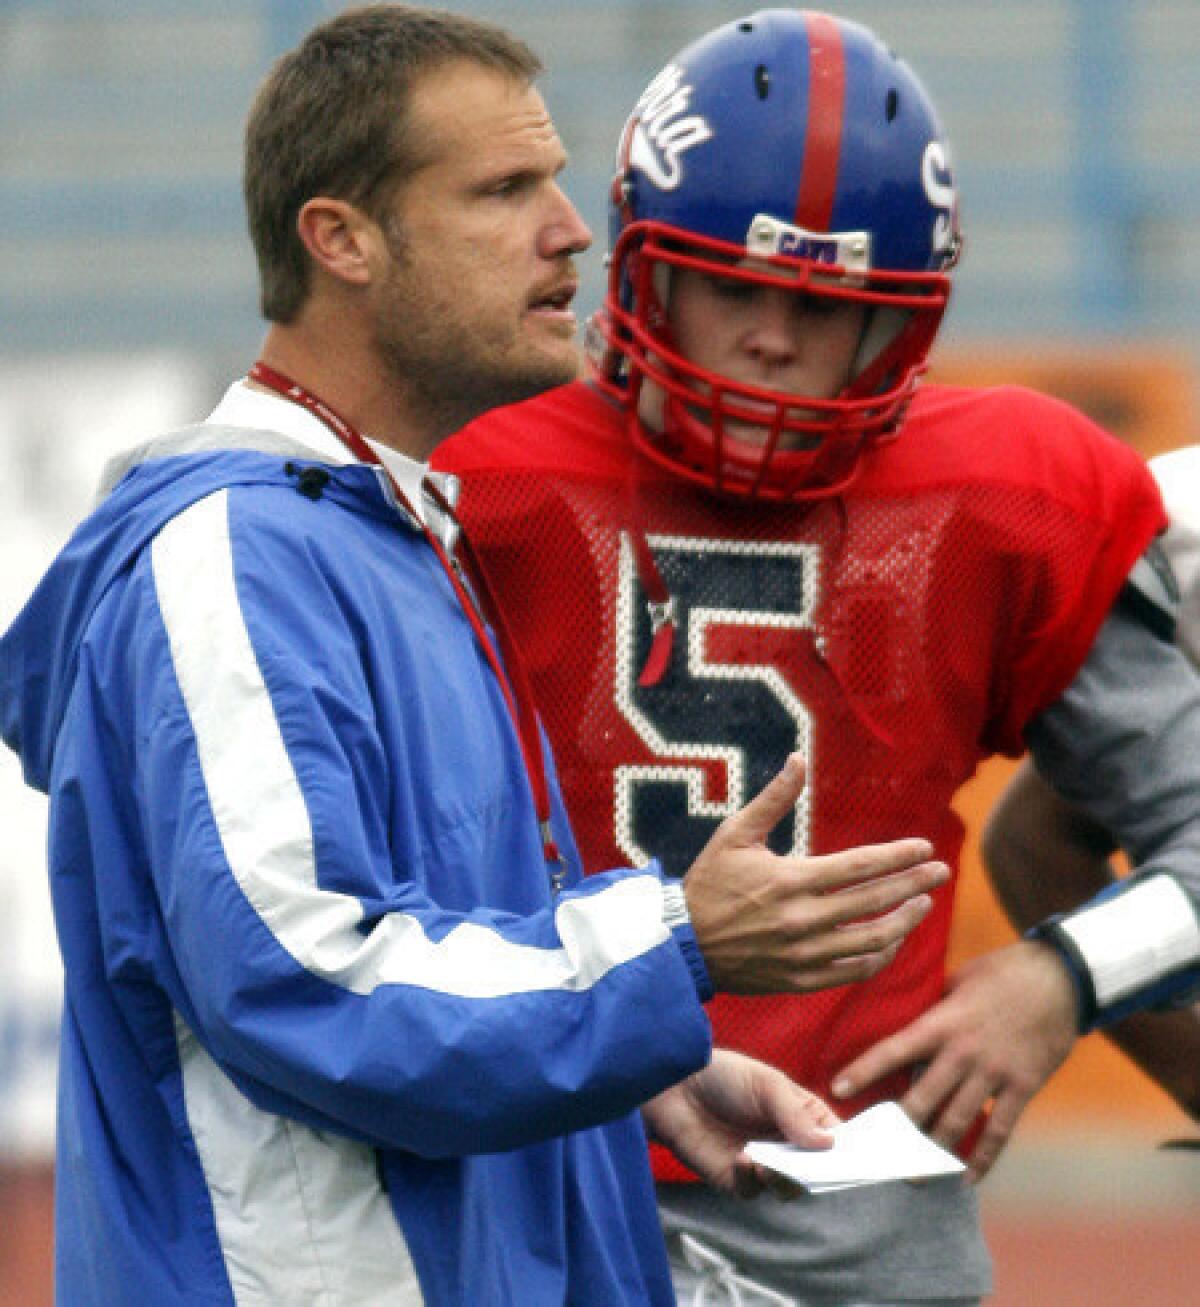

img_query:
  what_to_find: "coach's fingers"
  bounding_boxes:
[794,838,940,895]
[765,893,938,992]
[788,894,934,974]
[757,1071,839,1149]
[753,947,900,994]
[715,753,807,850]
[828,860,949,919]
[809,878,943,955]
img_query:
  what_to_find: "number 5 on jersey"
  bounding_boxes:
[614,533,820,876]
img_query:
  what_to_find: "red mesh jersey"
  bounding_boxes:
[435,380,1165,1181]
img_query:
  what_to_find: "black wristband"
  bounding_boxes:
[1026,917,1100,1034]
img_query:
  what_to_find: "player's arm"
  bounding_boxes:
[834,553,1200,1177]
[982,473,1200,1120]
[1016,556,1200,1033]
[983,759,1200,1120]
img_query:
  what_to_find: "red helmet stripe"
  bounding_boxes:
[793,12,846,232]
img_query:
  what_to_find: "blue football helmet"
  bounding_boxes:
[588,9,962,501]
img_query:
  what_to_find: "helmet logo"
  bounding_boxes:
[628,64,713,191]
[746,215,872,273]
[921,142,958,260]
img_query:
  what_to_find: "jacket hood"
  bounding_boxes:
[0,424,384,793]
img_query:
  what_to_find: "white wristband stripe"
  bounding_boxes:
[661,880,691,932]
[1059,875,1200,1007]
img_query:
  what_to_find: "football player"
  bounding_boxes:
[437,10,1200,1303]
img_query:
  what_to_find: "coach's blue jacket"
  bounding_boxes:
[0,402,712,1305]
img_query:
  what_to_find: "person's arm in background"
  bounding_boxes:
[983,757,1200,1121]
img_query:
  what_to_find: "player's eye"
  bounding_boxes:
[706,276,757,304]
[794,294,841,319]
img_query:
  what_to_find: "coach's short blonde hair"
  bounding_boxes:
[244,4,541,322]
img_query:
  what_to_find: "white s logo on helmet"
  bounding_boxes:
[922,141,957,259]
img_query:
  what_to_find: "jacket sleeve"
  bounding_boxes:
[114,487,713,1157]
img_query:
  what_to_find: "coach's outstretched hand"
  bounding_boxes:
[683,753,949,994]
[643,1048,838,1197]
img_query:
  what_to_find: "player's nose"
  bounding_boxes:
[743,288,803,365]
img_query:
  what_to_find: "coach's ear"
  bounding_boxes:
[296,196,379,290]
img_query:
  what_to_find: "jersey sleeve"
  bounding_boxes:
[107,487,712,1158]
[979,390,1168,754]
[1151,446,1200,667]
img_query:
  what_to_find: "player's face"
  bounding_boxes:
[370,60,592,428]
[666,266,867,447]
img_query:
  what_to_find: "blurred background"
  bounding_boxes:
[1,1,1197,1303]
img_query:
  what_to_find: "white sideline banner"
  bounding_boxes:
[0,353,212,1161]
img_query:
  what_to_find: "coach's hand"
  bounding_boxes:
[683,753,949,994]
[643,1048,837,1197]
[831,939,1078,1180]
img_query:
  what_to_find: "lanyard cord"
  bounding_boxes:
[248,361,566,886]
[622,453,677,689]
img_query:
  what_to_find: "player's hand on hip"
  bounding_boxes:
[682,753,949,994]
[831,939,1078,1180]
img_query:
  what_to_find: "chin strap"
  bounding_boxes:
[630,524,677,688]
[622,449,678,688]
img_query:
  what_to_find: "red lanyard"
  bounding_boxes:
[248,361,566,889]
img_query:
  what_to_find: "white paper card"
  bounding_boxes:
[745,1101,966,1194]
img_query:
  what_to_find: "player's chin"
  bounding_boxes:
[717,419,824,451]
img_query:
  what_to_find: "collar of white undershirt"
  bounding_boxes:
[206,379,457,534]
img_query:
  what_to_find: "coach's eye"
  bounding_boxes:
[483,173,535,199]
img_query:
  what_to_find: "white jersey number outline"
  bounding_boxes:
[613,533,819,873]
